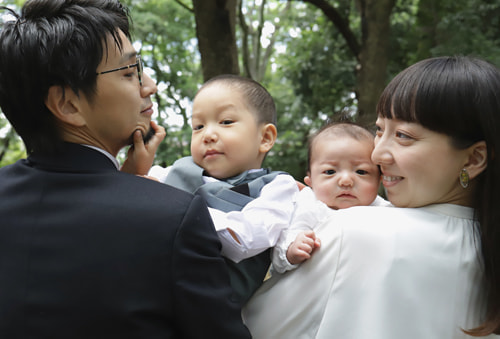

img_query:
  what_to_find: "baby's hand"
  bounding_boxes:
[286,230,321,265]
[121,121,166,176]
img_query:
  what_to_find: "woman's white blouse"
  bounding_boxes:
[243,204,499,339]
[272,187,390,273]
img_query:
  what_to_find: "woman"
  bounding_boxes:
[243,56,500,338]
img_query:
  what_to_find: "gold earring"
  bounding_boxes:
[460,168,469,188]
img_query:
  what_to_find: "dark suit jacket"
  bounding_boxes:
[0,143,251,339]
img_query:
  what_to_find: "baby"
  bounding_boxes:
[272,121,390,273]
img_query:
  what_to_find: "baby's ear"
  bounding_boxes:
[304,175,312,187]
[259,123,277,153]
[45,85,86,127]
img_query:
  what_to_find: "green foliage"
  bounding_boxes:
[124,0,202,166]
[388,0,500,79]
[0,2,27,167]
[387,0,419,75]
[0,118,26,168]
[0,0,24,6]
[431,0,500,66]
[2,0,500,177]
[257,3,353,179]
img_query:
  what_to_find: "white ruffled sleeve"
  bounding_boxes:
[272,187,332,273]
[209,174,299,263]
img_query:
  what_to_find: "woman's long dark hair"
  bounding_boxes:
[377,56,500,335]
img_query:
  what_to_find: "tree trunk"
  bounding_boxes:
[238,0,291,82]
[301,0,396,128]
[414,0,442,62]
[355,0,396,128]
[192,0,240,81]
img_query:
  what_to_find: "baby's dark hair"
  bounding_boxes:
[307,121,375,172]
[196,74,277,126]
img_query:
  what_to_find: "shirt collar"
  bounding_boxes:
[81,144,120,170]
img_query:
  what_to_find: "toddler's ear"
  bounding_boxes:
[259,123,277,153]
[304,175,312,187]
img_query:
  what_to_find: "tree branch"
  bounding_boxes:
[173,0,193,12]
[238,0,253,78]
[298,0,361,59]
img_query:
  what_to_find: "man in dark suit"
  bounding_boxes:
[0,1,251,338]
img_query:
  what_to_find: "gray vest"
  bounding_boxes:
[164,156,283,211]
[164,156,285,304]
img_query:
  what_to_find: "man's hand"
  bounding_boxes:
[121,121,166,176]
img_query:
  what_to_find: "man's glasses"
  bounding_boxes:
[96,55,143,86]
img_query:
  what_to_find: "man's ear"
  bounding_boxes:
[45,85,86,127]
[464,140,487,180]
[259,123,277,153]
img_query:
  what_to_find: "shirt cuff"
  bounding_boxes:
[218,229,245,263]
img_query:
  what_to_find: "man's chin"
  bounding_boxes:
[127,126,155,146]
[142,126,155,144]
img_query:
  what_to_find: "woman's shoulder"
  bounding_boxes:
[333,203,474,221]
[316,204,476,243]
[311,204,479,281]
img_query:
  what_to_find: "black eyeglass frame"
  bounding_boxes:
[96,55,143,86]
